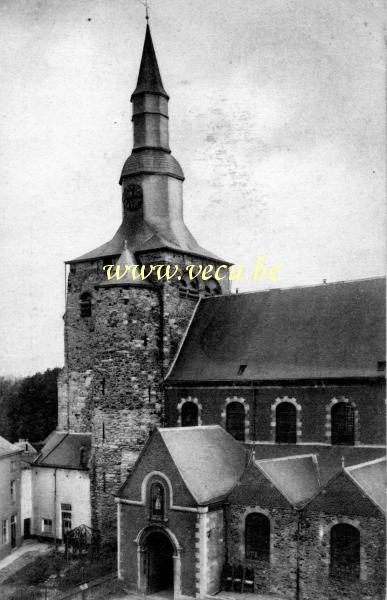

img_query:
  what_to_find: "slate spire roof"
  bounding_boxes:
[99,240,150,288]
[131,24,168,100]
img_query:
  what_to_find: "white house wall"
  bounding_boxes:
[20,467,32,536]
[0,453,21,559]
[31,467,91,539]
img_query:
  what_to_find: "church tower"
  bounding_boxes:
[57,23,230,535]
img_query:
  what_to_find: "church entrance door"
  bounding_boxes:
[146,531,174,595]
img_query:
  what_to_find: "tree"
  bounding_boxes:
[0,376,21,441]
[0,368,60,444]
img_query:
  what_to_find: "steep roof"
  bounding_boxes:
[131,24,168,100]
[35,432,91,470]
[251,443,385,486]
[345,457,386,513]
[256,454,320,507]
[99,241,151,288]
[158,426,247,504]
[119,149,184,184]
[0,435,19,458]
[69,215,222,264]
[167,277,385,382]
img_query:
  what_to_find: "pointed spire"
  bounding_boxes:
[131,25,169,100]
[102,241,150,287]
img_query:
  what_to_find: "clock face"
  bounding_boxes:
[123,184,143,211]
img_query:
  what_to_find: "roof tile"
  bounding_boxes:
[168,277,385,381]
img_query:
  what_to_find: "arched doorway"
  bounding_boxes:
[144,530,174,594]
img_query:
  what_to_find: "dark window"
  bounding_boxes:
[204,278,222,296]
[237,364,247,375]
[226,402,245,441]
[80,292,92,318]
[331,402,355,445]
[79,447,87,468]
[245,513,270,562]
[10,480,16,502]
[330,524,360,579]
[42,518,52,534]
[181,402,198,427]
[276,402,297,443]
[61,503,72,538]
[150,482,165,519]
[179,274,199,299]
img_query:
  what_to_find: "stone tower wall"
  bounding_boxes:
[58,260,103,432]
[58,251,230,535]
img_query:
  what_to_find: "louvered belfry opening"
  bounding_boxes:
[179,274,199,299]
[79,292,92,318]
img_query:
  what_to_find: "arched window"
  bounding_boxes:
[204,278,222,297]
[331,402,355,445]
[181,402,198,427]
[226,402,245,441]
[276,402,297,443]
[179,273,199,299]
[330,524,360,579]
[245,513,270,562]
[150,482,165,520]
[80,292,92,318]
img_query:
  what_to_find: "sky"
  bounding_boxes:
[0,0,385,376]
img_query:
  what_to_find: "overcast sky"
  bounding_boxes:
[0,0,384,376]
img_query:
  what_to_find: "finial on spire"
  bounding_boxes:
[136,0,149,21]
[131,15,169,100]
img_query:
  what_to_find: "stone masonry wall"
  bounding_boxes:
[58,260,103,432]
[165,382,386,445]
[89,284,162,535]
[60,251,229,538]
[138,250,231,379]
[206,508,225,595]
[299,511,386,600]
[227,504,298,599]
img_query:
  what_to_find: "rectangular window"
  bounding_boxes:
[10,480,16,502]
[10,460,16,472]
[1,520,8,544]
[61,504,72,537]
[41,518,52,534]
